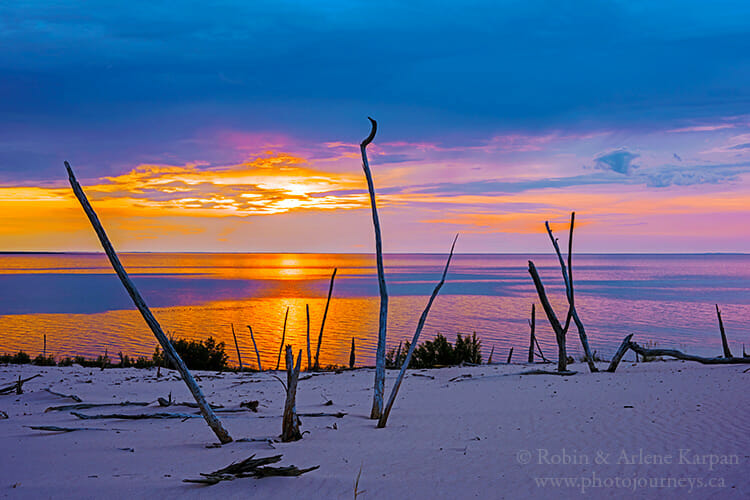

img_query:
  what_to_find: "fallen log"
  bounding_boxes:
[628,341,750,365]
[46,401,150,412]
[519,369,577,376]
[71,411,199,420]
[607,334,634,373]
[27,425,110,433]
[43,388,82,402]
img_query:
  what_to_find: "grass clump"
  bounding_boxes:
[154,336,228,371]
[0,351,31,364]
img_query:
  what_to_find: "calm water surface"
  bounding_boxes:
[0,253,748,366]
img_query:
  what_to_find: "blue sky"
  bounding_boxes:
[1,1,749,252]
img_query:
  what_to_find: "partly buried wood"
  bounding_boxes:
[628,341,750,365]
[183,454,318,485]
[281,346,303,442]
[716,305,733,359]
[607,334,634,373]
[65,161,232,444]
[71,411,200,420]
[0,374,41,395]
[314,268,337,370]
[377,235,458,428]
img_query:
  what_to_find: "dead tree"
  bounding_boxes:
[281,346,303,441]
[306,304,312,371]
[349,337,356,369]
[65,161,232,444]
[606,334,634,372]
[276,307,290,370]
[544,213,597,372]
[527,304,536,363]
[314,268,337,370]
[528,261,568,372]
[360,117,389,419]
[506,347,514,364]
[716,305,733,358]
[246,325,262,371]
[377,235,457,428]
[231,324,243,371]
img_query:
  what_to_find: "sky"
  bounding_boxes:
[1,0,749,253]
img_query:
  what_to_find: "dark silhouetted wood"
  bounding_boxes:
[607,334,634,373]
[231,324,243,371]
[276,307,289,371]
[528,304,536,362]
[65,161,232,443]
[246,325,262,371]
[378,235,458,428]
[306,304,312,371]
[282,346,303,441]
[528,261,567,372]
[349,337,356,369]
[716,304,733,358]
[1,374,41,395]
[506,347,514,364]
[628,341,750,365]
[314,268,337,370]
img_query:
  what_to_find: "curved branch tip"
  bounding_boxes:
[361,117,378,148]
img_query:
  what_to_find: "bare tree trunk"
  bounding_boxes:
[314,268,337,370]
[65,161,232,444]
[606,334,634,373]
[528,304,536,363]
[628,341,750,365]
[716,304,733,358]
[246,325,262,371]
[231,324,243,371]
[306,304,312,371]
[506,347,514,364]
[349,337,356,369]
[360,118,389,420]
[545,213,597,373]
[281,346,303,442]
[276,307,289,370]
[377,235,457,428]
[528,261,567,372]
[487,345,494,364]
[43,334,47,358]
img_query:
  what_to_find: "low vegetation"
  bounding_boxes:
[386,333,482,369]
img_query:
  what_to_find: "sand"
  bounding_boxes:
[1,360,748,499]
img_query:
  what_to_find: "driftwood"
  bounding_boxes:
[45,401,149,412]
[281,346,303,441]
[716,305,733,358]
[528,304,536,362]
[545,213,597,373]
[628,341,750,365]
[299,412,347,418]
[306,304,312,371]
[0,374,41,395]
[65,162,232,444]
[606,334,634,372]
[183,454,318,485]
[72,411,199,420]
[27,425,110,433]
[314,268,337,370]
[0,410,8,419]
[487,345,494,364]
[276,307,290,370]
[231,324,243,371]
[520,369,577,376]
[360,118,389,420]
[246,325,262,371]
[506,347,514,364]
[533,333,551,363]
[349,337,356,369]
[43,388,82,402]
[378,235,458,428]
[157,397,223,409]
[528,261,568,372]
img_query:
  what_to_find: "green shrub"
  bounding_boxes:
[154,336,228,371]
[386,333,483,369]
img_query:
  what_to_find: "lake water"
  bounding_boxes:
[0,253,748,367]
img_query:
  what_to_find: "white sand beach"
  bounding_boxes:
[1,360,748,499]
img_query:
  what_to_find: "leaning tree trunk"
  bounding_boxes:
[528,261,567,372]
[378,235,457,428]
[359,118,389,420]
[65,161,232,444]
[314,268,337,370]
